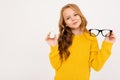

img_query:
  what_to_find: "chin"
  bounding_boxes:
[74,25,80,28]
[71,26,80,30]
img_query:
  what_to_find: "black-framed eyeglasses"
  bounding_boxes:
[89,29,112,37]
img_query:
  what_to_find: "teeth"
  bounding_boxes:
[49,31,55,38]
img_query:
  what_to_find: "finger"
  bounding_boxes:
[109,32,116,40]
[45,32,51,41]
[110,31,115,37]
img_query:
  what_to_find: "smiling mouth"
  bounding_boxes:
[73,22,78,25]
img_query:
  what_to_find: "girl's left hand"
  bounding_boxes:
[104,31,116,44]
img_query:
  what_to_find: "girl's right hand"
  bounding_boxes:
[45,32,58,46]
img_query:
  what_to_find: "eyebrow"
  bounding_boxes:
[64,12,77,18]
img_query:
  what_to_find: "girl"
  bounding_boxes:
[45,3,115,80]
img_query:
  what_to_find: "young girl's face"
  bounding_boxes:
[63,8,81,29]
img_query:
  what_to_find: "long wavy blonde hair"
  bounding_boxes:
[58,3,87,61]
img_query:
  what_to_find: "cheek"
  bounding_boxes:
[79,17,82,22]
[77,16,81,20]
[79,19,82,24]
[65,20,72,26]
[77,17,82,24]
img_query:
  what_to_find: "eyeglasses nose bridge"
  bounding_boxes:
[97,30,102,35]
[99,30,102,34]
[99,30,102,32]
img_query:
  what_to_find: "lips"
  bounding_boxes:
[73,21,78,25]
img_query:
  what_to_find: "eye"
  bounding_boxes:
[74,13,78,16]
[66,17,70,20]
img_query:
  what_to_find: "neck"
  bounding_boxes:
[72,28,82,35]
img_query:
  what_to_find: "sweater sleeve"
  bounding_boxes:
[49,45,62,71]
[89,38,113,71]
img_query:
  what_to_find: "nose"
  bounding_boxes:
[71,16,76,21]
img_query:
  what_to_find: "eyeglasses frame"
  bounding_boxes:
[89,29,112,37]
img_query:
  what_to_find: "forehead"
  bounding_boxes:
[63,8,76,16]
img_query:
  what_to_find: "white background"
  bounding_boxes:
[0,0,120,80]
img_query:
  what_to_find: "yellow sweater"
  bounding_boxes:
[49,32,113,80]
